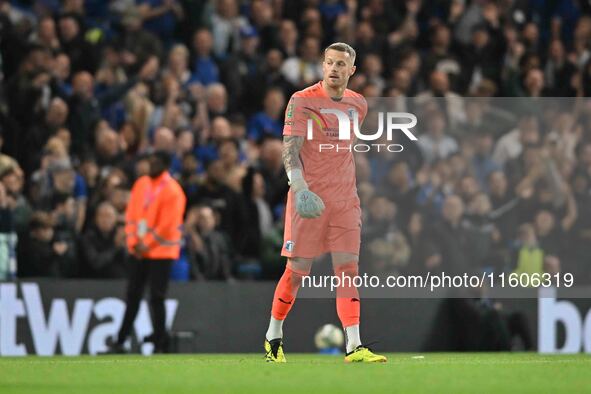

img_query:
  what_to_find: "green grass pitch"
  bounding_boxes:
[0,353,589,393]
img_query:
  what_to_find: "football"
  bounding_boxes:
[314,324,345,350]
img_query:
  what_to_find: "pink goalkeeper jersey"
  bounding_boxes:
[283,81,367,202]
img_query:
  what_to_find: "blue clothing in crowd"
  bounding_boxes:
[247,112,283,141]
[191,57,220,86]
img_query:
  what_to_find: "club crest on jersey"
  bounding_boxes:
[284,241,295,252]
[348,108,355,120]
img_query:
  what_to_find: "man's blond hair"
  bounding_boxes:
[324,42,356,65]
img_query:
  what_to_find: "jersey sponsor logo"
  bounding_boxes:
[303,105,418,153]
[302,106,344,139]
[284,241,295,252]
[306,109,418,142]
[292,96,419,153]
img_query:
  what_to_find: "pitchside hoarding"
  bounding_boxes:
[0,281,589,355]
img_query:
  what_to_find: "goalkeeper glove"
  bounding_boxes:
[288,169,325,219]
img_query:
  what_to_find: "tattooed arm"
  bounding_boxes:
[283,135,308,192]
[282,135,305,173]
[282,135,325,218]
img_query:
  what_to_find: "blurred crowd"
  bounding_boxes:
[1,0,591,284]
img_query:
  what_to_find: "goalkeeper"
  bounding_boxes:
[263,42,387,363]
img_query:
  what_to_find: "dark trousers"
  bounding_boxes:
[117,257,172,350]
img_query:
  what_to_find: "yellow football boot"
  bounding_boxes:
[264,339,287,363]
[344,345,387,363]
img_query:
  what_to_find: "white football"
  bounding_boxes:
[314,324,344,349]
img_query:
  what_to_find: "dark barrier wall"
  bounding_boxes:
[0,281,590,355]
